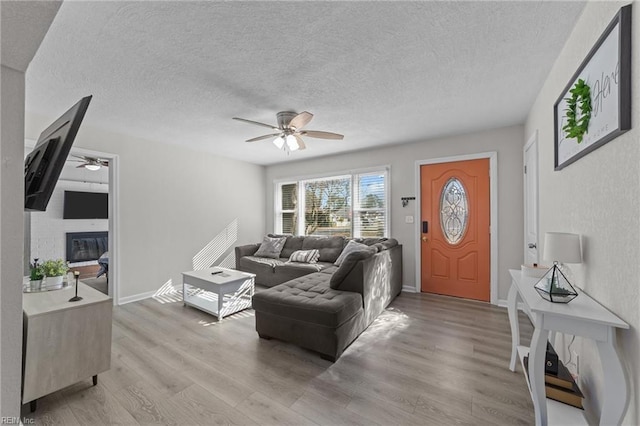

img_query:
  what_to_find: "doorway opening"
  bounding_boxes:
[24,142,120,304]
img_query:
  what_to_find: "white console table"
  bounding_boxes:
[507,269,629,426]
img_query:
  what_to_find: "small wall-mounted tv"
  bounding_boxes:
[63,191,108,219]
[24,96,92,211]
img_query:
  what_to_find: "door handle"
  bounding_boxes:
[528,243,537,249]
[422,236,428,242]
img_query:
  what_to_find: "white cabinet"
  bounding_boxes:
[22,283,112,411]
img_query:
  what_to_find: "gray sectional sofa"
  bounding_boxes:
[235,235,345,287]
[235,235,402,361]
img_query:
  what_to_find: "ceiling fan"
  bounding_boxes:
[233,111,344,153]
[69,154,109,171]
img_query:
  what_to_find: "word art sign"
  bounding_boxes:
[553,5,631,171]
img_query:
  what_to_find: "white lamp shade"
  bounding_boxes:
[285,135,299,151]
[273,136,285,149]
[543,232,582,263]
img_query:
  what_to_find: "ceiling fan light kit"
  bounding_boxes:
[233,110,343,154]
[273,136,285,149]
[69,154,109,171]
[285,135,299,151]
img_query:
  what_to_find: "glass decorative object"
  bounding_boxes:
[440,177,468,244]
[534,263,579,303]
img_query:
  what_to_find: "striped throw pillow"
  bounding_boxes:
[288,249,320,264]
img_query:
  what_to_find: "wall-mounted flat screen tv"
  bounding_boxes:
[63,191,108,219]
[24,96,92,211]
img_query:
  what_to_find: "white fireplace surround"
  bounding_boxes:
[29,179,108,265]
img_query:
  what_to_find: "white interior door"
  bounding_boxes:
[524,132,539,265]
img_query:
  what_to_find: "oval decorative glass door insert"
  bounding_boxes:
[440,177,469,244]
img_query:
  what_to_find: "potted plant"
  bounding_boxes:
[29,259,44,291]
[41,259,68,289]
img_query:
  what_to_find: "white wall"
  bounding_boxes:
[265,125,524,301]
[30,180,108,264]
[525,2,639,424]
[1,1,62,417]
[26,113,266,302]
[0,64,26,421]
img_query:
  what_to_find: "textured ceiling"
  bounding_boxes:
[1,1,61,71]
[26,1,585,166]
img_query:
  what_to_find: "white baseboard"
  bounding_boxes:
[402,285,417,293]
[118,290,156,305]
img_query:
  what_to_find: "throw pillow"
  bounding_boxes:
[287,249,320,264]
[334,240,369,266]
[301,236,345,263]
[329,246,377,290]
[269,234,304,258]
[254,236,287,259]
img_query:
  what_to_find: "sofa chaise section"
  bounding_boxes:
[251,273,365,361]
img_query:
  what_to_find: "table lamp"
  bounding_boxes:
[534,232,581,303]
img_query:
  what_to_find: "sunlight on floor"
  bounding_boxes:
[197,309,255,327]
[192,218,238,270]
[365,307,411,337]
[152,279,182,304]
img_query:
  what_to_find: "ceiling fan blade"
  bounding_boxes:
[289,111,313,130]
[76,164,87,168]
[301,130,344,140]
[71,154,88,160]
[246,133,281,143]
[98,160,109,167]
[294,135,306,150]
[233,117,279,130]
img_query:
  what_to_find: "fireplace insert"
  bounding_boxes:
[66,231,108,263]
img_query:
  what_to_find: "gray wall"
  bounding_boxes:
[265,124,524,302]
[525,2,639,423]
[25,113,266,302]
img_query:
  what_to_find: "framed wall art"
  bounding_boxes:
[554,4,631,171]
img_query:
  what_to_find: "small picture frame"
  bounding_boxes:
[553,5,632,171]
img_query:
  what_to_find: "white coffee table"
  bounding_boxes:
[182,267,255,320]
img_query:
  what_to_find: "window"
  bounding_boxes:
[354,172,386,237]
[440,177,468,245]
[275,168,389,238]
[280,183,298,234]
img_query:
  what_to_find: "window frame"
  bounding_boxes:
[352,170,389,237]
[274,180,298,235]
[274,166,390,238]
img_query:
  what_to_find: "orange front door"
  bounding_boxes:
[420,159,490,301]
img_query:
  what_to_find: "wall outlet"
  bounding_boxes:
[405,215,414,224]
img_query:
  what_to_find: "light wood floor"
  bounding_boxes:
[23,291,535,425]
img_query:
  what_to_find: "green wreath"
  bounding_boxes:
[562,79,592,143]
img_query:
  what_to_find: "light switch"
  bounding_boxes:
[405,215,414,224]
